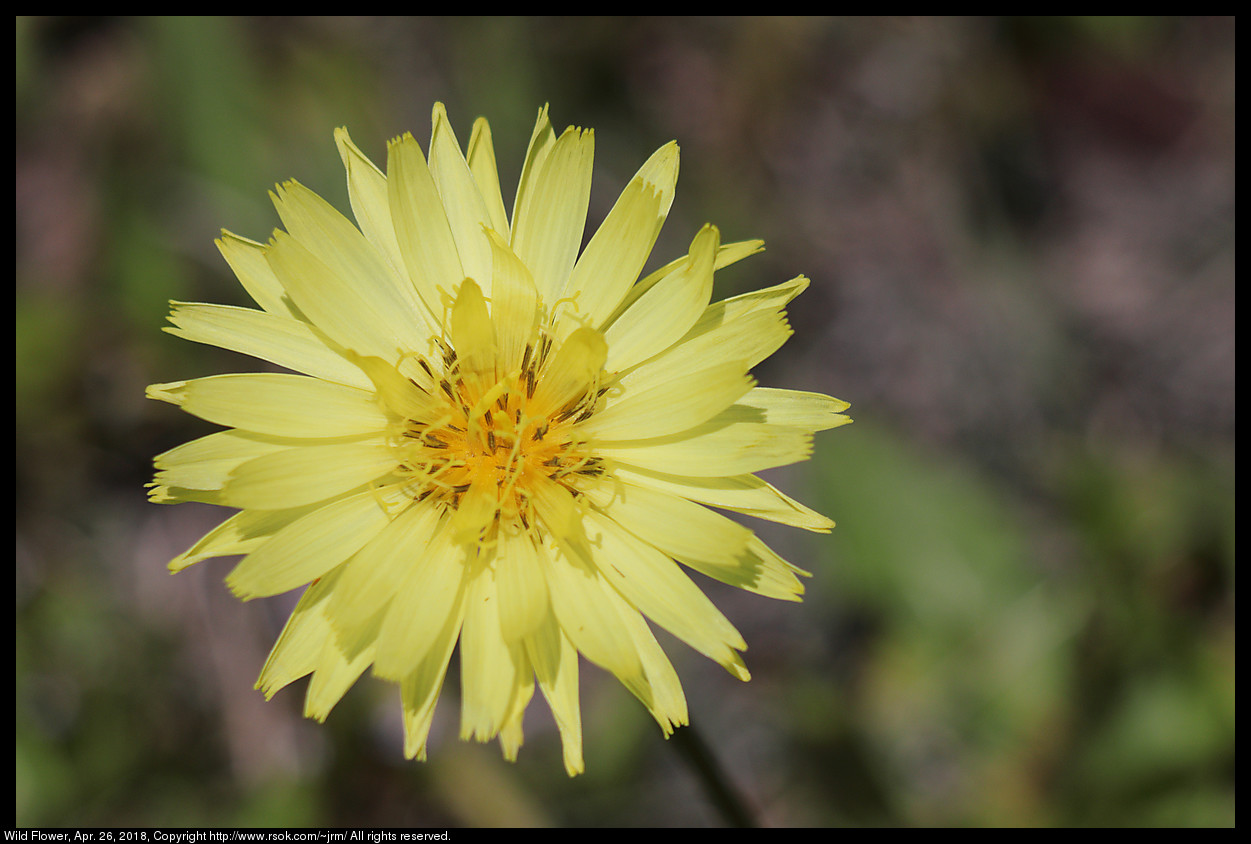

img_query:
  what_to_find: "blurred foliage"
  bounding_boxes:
[16,16,1234,827]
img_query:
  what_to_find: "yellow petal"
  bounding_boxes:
[428,102,495,294]
[216,230,294,318]
[448,277,499,381]
[495,530,549,643]
[510,125,594,305]
[615,600,689,734]
[373,520,467,680]
[459,568,522,742]
[535,532,645,692]
[604,223,719,373]
[542,524,691,725]
[152,429,288,495]
[579,359,752,441]
[588,479,806,601]
[616,275,808,394]
[167,504,323,573]
[446,471,500,547]
[324,502,443,658]
[466,116,510,239]
[595,403,813,476]
[399,589,467,761]
[684,275,809,365]
[387,132,465,318]
[271,178,429,343]
[350,353,445,425]
[511,104,557,245]
[225,489,391,600]
[304,633,373,722]
[253,565,374,722]
[525,613,584,776]
[334,126,409,288]
[739,387,853,431]
[611,463,834,533]
[605,238,764,329]
[483,228,539,375]
[528,326,607,420]
[582,509,749,681]
[496,653,535,763]
[256,570,340,699]
[584,477,750,563]
[265,226,413,365]
[165,302,373,391]
[562,141,679,335]
[147,373,388,438]
[222,439,396,510]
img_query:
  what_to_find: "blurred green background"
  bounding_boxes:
[15,16,1234,828]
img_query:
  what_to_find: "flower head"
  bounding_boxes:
[148,103,850,775]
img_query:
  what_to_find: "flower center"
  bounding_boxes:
[392,338,605,539]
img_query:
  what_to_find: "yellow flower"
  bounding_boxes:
[147,103,850,776]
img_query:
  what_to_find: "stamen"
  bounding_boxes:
[391,342,608,536]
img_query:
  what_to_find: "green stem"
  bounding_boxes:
[669,724,758,828]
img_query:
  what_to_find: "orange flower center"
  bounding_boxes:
[394,340,605,537]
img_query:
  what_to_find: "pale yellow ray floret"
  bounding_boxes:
[146,102,850,776]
